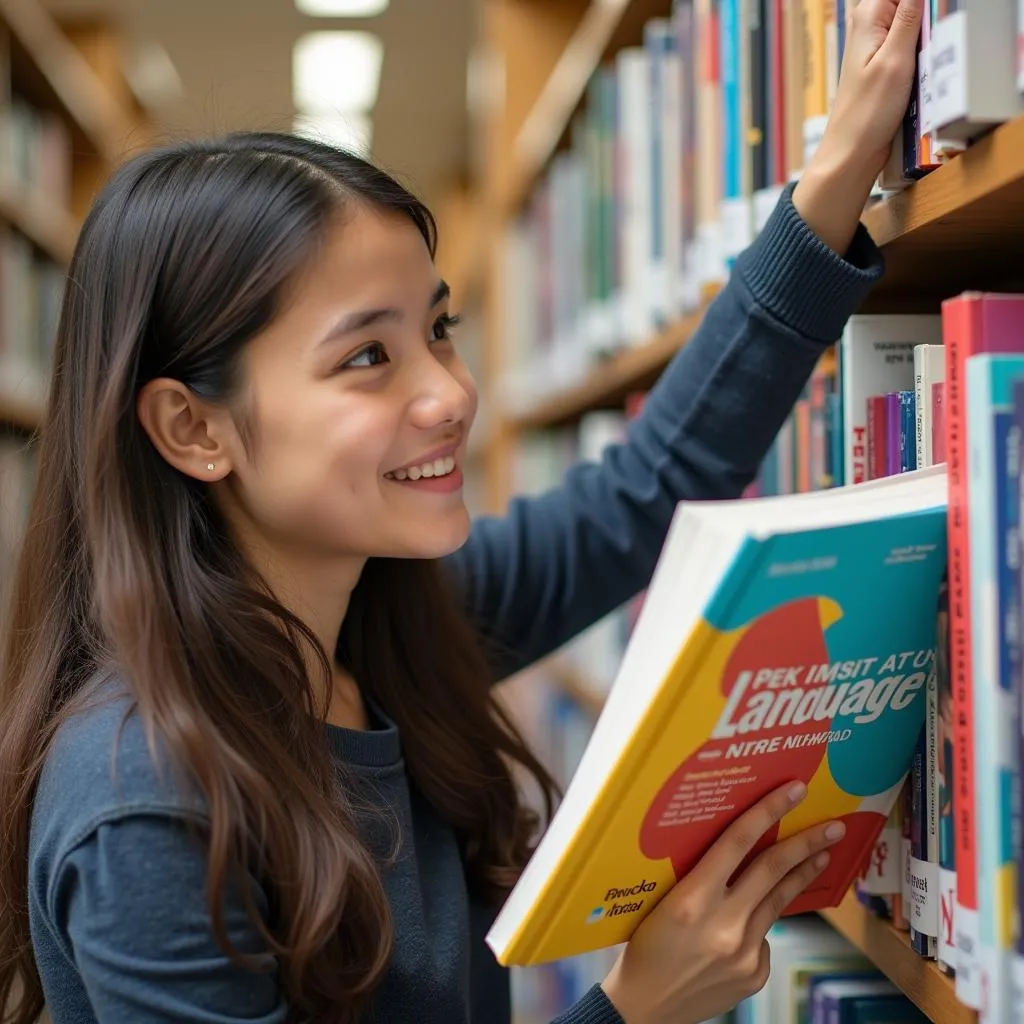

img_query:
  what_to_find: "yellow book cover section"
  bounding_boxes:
[486,468,948,967]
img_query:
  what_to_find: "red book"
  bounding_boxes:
[931,381,945,464]
[940,292,1024,1011]
[866,395,888,480]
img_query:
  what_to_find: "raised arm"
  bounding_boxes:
[447,184,882,680]
[446,0,924,682]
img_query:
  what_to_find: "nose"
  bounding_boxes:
[407,352,473,429]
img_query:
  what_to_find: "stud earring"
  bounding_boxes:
[207,462,216,472]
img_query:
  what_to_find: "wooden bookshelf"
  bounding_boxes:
[0,0,134,165]
[509,302,708,431]
[499,112,1024,435]
[502,0,672,217]
[820,891,974,1024]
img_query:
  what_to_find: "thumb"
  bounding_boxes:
[882,0,923,52]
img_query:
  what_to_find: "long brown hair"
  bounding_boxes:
[0,133,557,1023]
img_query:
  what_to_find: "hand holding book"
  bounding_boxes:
[600,781,847,1024]
[793,0,924,254]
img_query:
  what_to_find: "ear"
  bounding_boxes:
[136,378,235,482]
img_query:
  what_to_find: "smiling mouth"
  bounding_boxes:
[384,455,457,482]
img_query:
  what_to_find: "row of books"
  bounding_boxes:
[497,0,1024,418]
[0,223,66,412]
[738,916,928,1024]
[504,297,1024,1023]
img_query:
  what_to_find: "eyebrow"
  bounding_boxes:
[319,279,451,345]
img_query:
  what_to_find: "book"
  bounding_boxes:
[486,465,948,966]
[940,291,1024,1010]
[965,353,1024,1024]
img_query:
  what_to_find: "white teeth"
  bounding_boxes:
[387,454,457,482]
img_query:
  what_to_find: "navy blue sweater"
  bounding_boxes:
[28,184,884,1023]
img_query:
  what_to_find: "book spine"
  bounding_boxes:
[944,295,982,1008]
[802,0,828,167]
[885,391,902,477]
[965,355,1024,1024]
[900,390,917,472]
[1014,377,1024,1015]
[782,0,806,179]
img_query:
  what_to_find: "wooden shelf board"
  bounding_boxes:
[503,0,671,216]
[862,113,1024,308]
[0,389,42,431]
[507,301,709,431]
[820,891,974,1024]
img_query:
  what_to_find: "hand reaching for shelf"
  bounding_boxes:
[793,0,924,256]
[598,781,847,1024]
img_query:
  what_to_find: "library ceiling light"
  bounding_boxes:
[295,0,389,14]
[292,31,383,113]
[294,112,373,157]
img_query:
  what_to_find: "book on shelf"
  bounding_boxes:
[487,464,948,967]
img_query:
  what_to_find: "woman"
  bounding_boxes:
[0,1,922,1022]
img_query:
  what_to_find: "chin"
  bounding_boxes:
[384,509,472,561]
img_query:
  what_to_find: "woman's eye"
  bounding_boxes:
[342,342,389,369]
[431,312,461,342]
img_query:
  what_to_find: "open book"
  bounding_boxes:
[486,464,948,966]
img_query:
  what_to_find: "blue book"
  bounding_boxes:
[839,994,928,1023]
[966,354,1024,1024]
[899,390,917,472]
[1013,378,1024,1014]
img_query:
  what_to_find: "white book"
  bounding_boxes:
[616,48,656,346]
[930,1,1024,142]
[840,315,944,486]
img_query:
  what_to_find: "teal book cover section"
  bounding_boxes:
[701,509,948,805]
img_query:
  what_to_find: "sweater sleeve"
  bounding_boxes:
[550,984,625,1024]
[43,812,287,1024]
[446,184,884,680]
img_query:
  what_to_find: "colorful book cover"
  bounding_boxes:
[941,292,1024,1011]
[967,354,1024,1024]
[487,470,948,965]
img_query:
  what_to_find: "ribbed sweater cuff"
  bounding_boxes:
[551,984,625,1024]
[733,181,885,345]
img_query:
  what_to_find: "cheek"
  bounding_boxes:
[244,399,392,535]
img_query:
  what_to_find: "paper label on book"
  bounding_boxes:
[929,11,968,131]
[938,866,957,968]
[719,198,752,261]
[918,43,935,136]
[908,856,939,936]
[956,905,983,1008]
[802,115,829,169]
[859,826,901,894]
[753,187,784,236]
